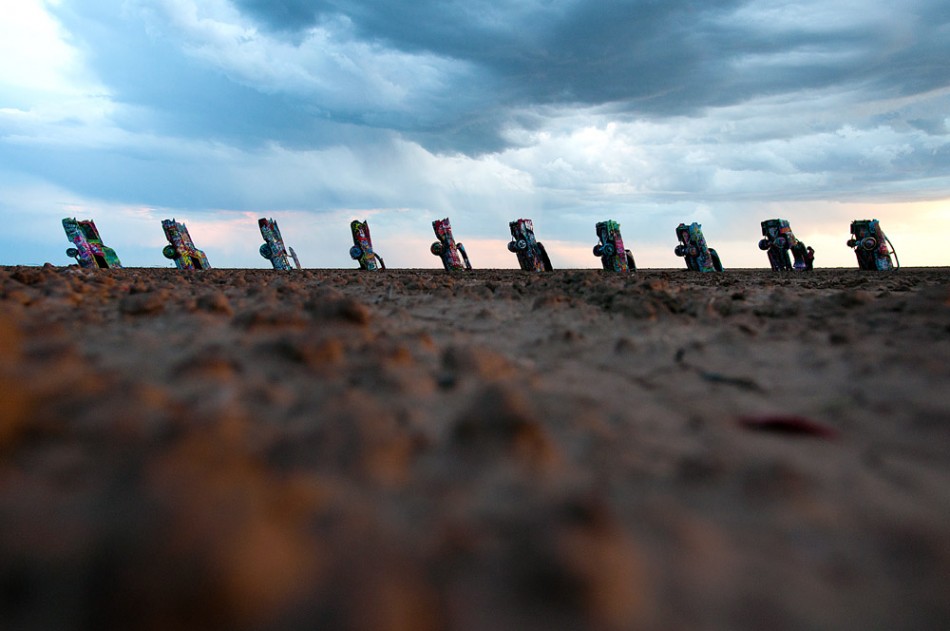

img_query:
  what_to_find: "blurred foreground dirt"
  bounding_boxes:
[1,266,949,630]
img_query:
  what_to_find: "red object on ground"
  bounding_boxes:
[738,415,839,438]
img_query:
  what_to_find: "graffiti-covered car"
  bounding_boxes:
[349,219,386,270]
[62,218,122,269]
[162,219,210,269]
[507,218,552,272]
[430,217,472,271]
[847,219,898,271]
[758,219,814,271]
[258,218,300,270]
[592,220,635,271]
[674,222,723,272]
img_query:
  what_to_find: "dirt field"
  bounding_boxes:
[1,265,948,630]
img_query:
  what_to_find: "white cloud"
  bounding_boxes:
[130,0,478,121]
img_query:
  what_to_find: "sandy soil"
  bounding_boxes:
[1,265,949,631]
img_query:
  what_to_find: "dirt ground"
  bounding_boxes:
[1,265,948,631]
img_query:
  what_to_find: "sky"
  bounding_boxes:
[1,0,949,269]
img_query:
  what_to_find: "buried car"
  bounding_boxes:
[674,222,723,272]
[593,220,636,272]
[758,219,814,271]
[431,217,472,271]
[162,219,210,269]
[62,218,122,269]
[349,219,386,270]
[847,219,898,271]
[507,218,552,272]
[258,218,300,270]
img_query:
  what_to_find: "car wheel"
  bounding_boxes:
[259,243,272,259]
[430,242,443,256]
[507,241,518,253]
[66,247,79,258]
[602,243,615,256]
[674,244,686,257]
[758,239,770,251]
[593,244,603,257]
[349,245,363,260]
[774,236,787,249]
[162,245,178,259]
[862,237,877,250]
[538,243,553,271]
[517,239,528,251]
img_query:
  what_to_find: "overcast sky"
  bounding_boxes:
[2,0,949,268]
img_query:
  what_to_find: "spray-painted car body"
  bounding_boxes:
[258,218,299,270]
[847,219,897,271]
[674,222,723,272]
[431,217,472,271]
[592,220,635,272]
[62,218,122,269]
[758,219,814,271]
[349,220,385,270]
[507,218,552,272]
[162,219,210,269]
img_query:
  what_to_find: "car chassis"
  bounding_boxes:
[62,218,122,269]
[507,218,552,272]
[593,220,636,272]
[431,217,472,271]
[674,222,723,272]
[162,219,211,270]
[349,219,386,270]
[758,218,814,271]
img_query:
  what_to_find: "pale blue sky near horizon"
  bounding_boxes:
[1,0,949,269]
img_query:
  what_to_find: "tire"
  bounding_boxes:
[862,237,877,251]
[349,245,363,260]
[602,243,615,257]
[674,244,686,257]
[507,241,518,253]
[259,243,272,259]
[774,237,787,249]
[626,250,636,271]
[430,242,443,256]
[538,243,553,271]
[162,245,178,259]
[593,244,603,257]
[517,239,528,251]
[758,238,770,251]
[66,247,79,258]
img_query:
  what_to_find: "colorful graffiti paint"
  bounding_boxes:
[349,220,386,271]
[758,219,814,271]
[593,220,636,272]
[431,218,472,271]
[674,222,723,272]
[162,219,211,270]
[62,218,122,269]
[507,218,552,272]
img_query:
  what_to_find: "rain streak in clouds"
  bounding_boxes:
[1,0,949,268]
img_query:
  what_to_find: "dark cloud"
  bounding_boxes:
[43,0,950,157]
[233,0,950,112]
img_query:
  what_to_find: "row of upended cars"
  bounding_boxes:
[61,216,899,272]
